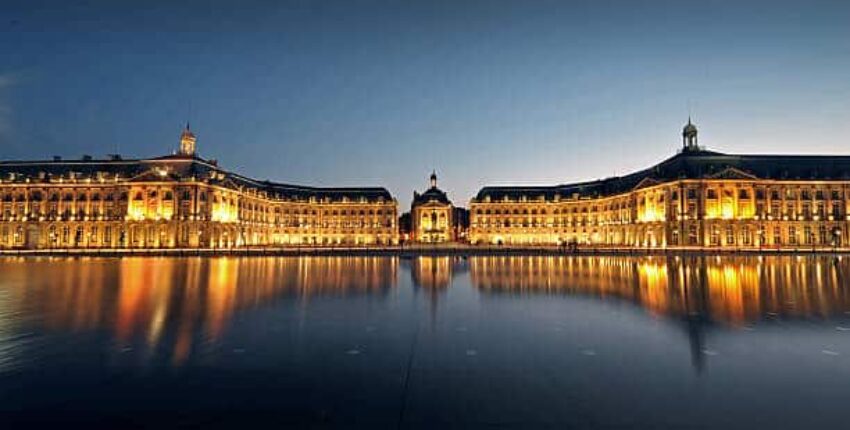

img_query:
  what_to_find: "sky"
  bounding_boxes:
[2,0,850,208]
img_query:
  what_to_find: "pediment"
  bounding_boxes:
[214,177,242,190]
[127,169,179,182]
[706,167,759,180]
[632,177,662,190]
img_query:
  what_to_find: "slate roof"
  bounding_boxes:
[0,154,394,202]
[412,186,451,206]
[474,150,850,201]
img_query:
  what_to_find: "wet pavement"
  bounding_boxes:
[1,255,849,428]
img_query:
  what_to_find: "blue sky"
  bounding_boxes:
[2,0,849,207]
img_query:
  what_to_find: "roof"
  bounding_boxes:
[412,186,451,206]
[0,155,394,202]
[474,149,850,202]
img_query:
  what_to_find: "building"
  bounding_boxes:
[469,120,850,249]
[410,171,455,243]
[0,125,398,249]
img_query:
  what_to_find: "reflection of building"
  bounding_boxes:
[6,256,398,365]
[409,256,454,290]
[407,256,468,326]
[468,254,850,372]
[469,120,850,248]
[0,125,398,249]
[410,172,455,243]
[469,255,850,324]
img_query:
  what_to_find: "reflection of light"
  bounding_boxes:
[0,280,18,372]
[469,255,847,326]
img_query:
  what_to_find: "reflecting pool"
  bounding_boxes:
[1,255,849,428]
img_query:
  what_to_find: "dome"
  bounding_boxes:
[682,119,697,135]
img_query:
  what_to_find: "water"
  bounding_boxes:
[1,255,849,428]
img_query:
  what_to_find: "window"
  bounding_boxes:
[726,226,735,245]
[742,226,751,245]
[688,224,698,245]
[710,225,720,246]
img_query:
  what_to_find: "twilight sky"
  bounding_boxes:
[2,0,850,207]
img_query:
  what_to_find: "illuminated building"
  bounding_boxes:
[410,171,456,243]
[0,125,398,249]
[469,120,850,248]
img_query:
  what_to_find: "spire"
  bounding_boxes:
[682,118,698,152]
[430,170,437,188]
[179,122,197,156]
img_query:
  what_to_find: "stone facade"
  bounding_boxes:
[468,121,850,249]
[0,126,398,249]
